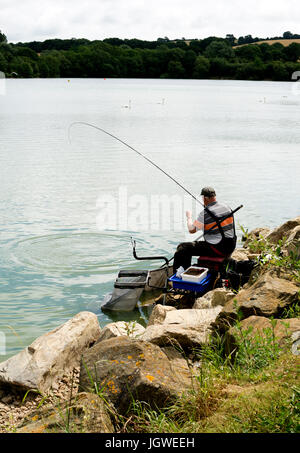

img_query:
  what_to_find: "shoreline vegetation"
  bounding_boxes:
[0,217,299,434]
[1,30,300,81]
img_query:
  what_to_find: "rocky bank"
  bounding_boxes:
[0,217,299,433]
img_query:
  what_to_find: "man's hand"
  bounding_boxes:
[186,210,196,233]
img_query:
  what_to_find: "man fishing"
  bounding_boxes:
[69,123,241,275]
[173,187,237,272]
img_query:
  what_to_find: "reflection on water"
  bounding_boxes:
[0,78,300,360]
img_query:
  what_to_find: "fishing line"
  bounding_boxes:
[68,121,243,265]
[68,121,205,209]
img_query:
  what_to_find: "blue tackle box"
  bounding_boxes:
[169,272,213,295]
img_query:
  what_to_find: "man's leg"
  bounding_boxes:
[212,237,237,257]
[173,241,216,272]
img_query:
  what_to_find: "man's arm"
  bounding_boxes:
[186,211,196,234]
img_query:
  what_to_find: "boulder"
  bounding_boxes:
[265,217,300,244]
[291,331,300,356]
[243,227,271,247]
[97,321,145,342]
[147,304,177,326]
[79,336,193,414]
[193,288,235,309]
[213,271,299,332]
[231,249,250,261]
[284,225,300,259]
[17,392,114,433]
[225,315,300,354]
[0,312,101,393]
[140,307,223,349]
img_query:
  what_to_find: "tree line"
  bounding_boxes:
[1,29,300,81]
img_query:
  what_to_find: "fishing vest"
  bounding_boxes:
[193,201,236,245]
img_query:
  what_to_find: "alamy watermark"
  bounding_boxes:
[96,186,198,232]
[0,71,5,95]
[291,71,300,96]
[0,331,6,355]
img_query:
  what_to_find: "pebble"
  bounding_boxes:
[1,395,13,404]
[0,366,80,433]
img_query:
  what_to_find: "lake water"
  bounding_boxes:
[0,78,300,360]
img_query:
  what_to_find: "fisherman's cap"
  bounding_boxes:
[201,186,216,197]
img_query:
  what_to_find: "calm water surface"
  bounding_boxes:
[0,78,299,360]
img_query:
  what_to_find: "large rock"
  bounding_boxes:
[140,307,223,349]
[213,271,299,332]
[147,304,177,326]
[284,225,300,259]
[79,336,193,414]
[193,288,235,309]
[243,227,271,247]
[265,217,300,244]
[97,321,145,342]
[225,315,300,354]
[17,392,114,433]
[291,331,300,356]
[231,249,251,261]
[0,312,101,393]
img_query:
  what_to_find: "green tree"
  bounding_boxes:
[165,60,185,78]
[283,43,300,62]
[0,30,7,43]
[234,44,263,61]
[204,40,234,59]
[235,59,266,80]
[0,52,8,73]
[267,61,289,81]
[10,57,34,77]
[16,46,39,61]
[183,49,197,77]
[192,55,210,78]
[268,43,285,60]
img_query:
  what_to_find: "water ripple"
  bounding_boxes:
[9,231,134,275]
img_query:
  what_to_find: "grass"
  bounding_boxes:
[239,225,300,282]
[122,320,300,434]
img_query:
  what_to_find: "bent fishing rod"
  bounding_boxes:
[68,121,243,263]
[68,121,206,208]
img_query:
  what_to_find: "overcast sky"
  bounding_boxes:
[1,0,299,43]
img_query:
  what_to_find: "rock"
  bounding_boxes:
[1,395,13,405]
[265,217,300,244]
[147,304,177,326]
[79,336,193,415]
[291,331,300,356]
[225,315,300,354]
[213,271,299,332]
[97,321,145,342]
[17,392,114,433]
[231,249,250,261]
[0,312,101,393]
[284,225,300,259]
[193,288,235,309]
[243,227,271,247]
[140,307,223,349]
[154,292,195,309]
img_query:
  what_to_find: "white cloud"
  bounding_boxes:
[0,0,299,43]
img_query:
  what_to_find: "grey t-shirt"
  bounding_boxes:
[193,201,235,244]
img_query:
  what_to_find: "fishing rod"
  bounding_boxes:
[68,121,243,264]
[68,121,205,209]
